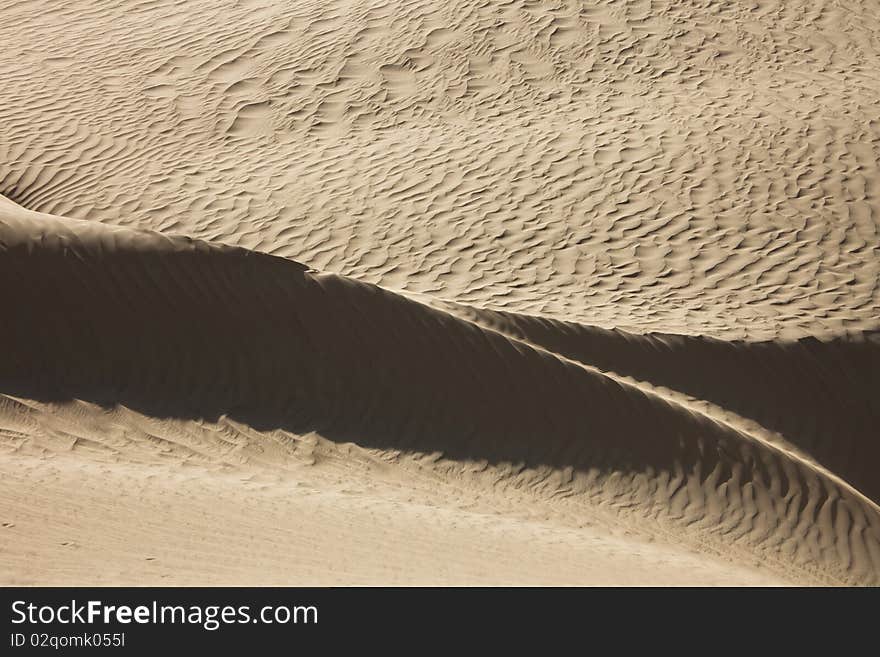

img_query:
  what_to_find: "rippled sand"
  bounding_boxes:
[1,0,878,585]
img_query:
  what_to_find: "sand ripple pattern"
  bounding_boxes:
[1,0,879,339]
[1,206,878,584]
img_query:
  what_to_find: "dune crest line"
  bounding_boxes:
[2,203,878,585]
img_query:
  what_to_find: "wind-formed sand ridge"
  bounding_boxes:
[2,203,878,584]
[2,0,879,585]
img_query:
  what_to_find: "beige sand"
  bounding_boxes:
[0,0,878,585]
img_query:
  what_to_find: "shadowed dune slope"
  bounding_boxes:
[2,204,879,584]
[447,304,880,505]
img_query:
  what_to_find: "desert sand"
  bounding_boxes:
[0,0,878,586]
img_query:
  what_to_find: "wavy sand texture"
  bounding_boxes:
[1,0,879,338]
[1,205,878,584]
[1,0,879,584]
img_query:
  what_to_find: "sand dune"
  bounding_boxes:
[450,304,880,504]
[1,203,878,584]
[2,0,879,338]
[1,0,879,584]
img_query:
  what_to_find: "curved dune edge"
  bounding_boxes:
[440,302,880,506]
[4,0,880,342]
[1,203,879,585]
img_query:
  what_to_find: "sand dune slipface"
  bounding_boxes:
[448,304,880,505]
[1,0,879,585]
[1,205,878,585]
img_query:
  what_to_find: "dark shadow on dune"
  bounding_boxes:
[464,308,880,503]
[1,212,879,583]
[1,232,714,477]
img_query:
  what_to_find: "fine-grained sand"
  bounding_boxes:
[1,0,878,585]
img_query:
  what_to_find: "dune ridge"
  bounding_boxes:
[2,0,880,340]
[2,0,880,586]
[444,303,880,505]
[2,202,878,585]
